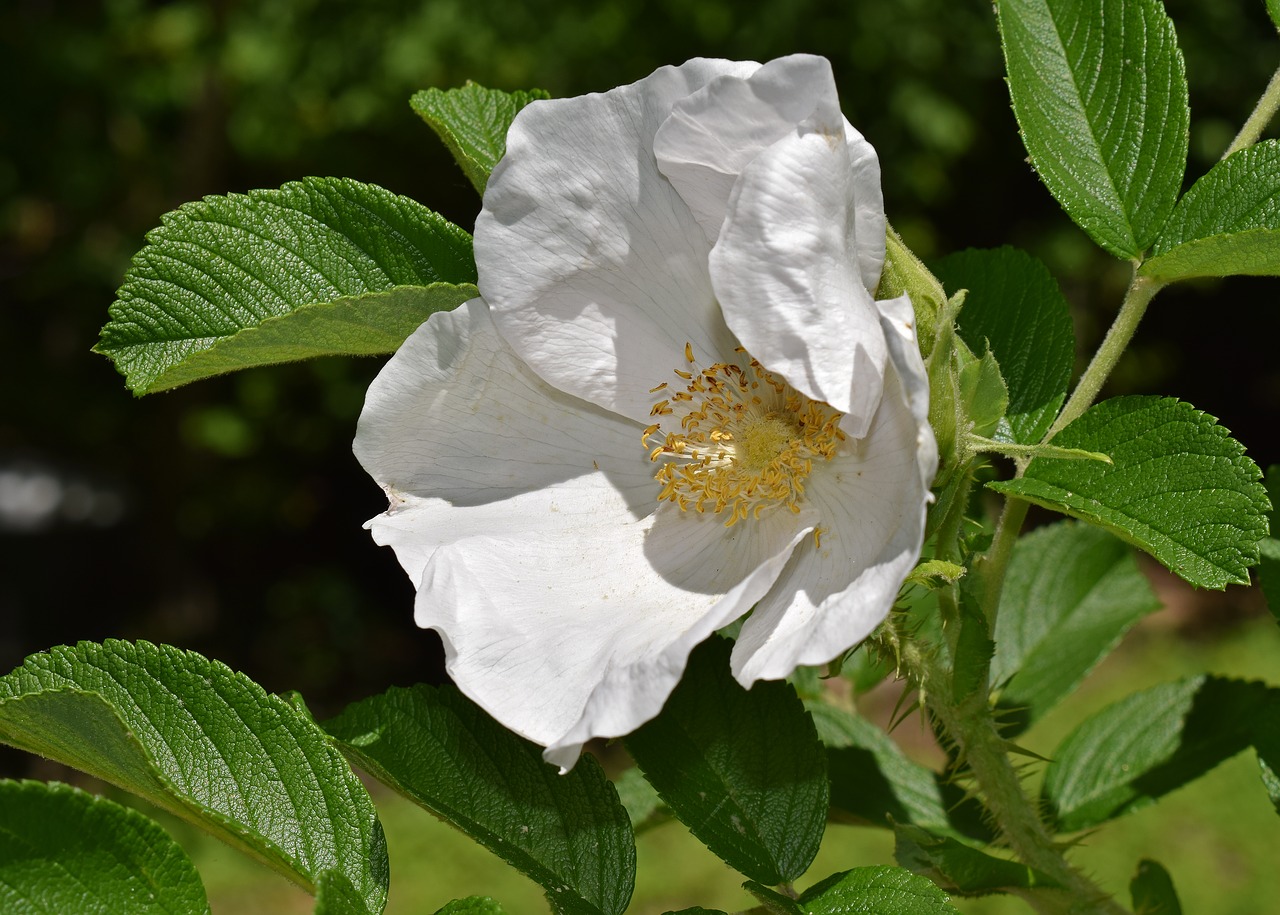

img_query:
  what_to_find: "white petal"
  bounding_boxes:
[354,298,655,587]
[422,501,816,771]
[710,126,886,431]
[653,54,844,242]
[475,58,757,424]
[731,295,936,683]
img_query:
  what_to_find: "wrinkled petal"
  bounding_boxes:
[423,502,816,770]
[354,298,655,584]
[710,126,887,432]
[653,54,844,241]
[353,298,817,770]
[476,58,757,424]
[731,295,935,683]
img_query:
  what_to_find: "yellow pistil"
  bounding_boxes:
[641,344,846,526]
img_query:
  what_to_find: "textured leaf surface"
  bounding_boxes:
[893,824,1059,896]
[625,638,827,885]
[990,396,1268,589]
[324,685,633,915]
[98,177,476,393]
[0,780,210,915]
[937,246,1074,443]
[992,522,1162,732]
[1270,0,1280,32]
[800,866,960,914]
[1043,675,1276,831]
[997,0,1188,257]
[411,84,550,193]
[1143,141,1280,280]
[434,898,507,915]
[1130,859,1182,915]
[0,641,387,915]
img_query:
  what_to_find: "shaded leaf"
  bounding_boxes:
[625,638,827,885]
[98,178,476,393]
[324,685,633,915]
[0,641,386,915]
[0,779,210,915]
[1259,465,1280,623]
[1043,675,1276,831]
[1130,859,1182,915]
[1143,141,1280,280]
[997,0,1188,257]
[937,246,1074,443]
[411,84,550,194]
[893,823,1060,896]
[992,522,1163,733]
[990,396,1268,589]
[433,898,506,915]
[799,866,960,914]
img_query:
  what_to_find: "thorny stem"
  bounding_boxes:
[1224,58,1280,158]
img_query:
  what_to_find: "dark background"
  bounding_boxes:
[2,0,1277,774]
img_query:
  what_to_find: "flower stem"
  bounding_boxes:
[922,652,1132,915]
[1044,271,1165,441]
[1224,58,1280,158]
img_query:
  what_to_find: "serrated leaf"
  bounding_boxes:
[799,866,960,914]
[1130,859,1182,915]
[957,347,1008,441]
[625,637,827,885]
[612,766,667,833]
[323,685,633,915]
[992,522,1163,733]
[434,898,507,915]
[0,641,386,915]
[893,823,1059,896]
[0,780,210,915]
[743,881,804,915]
[937,247,1074,443]
[411,84,550,194]
[97,177,477,393]
[1142,141,1280,280]
[997,0,1189,257]
[1042,675,1277,831]
[989,396,1268,589]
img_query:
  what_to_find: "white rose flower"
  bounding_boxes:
[355,54,937,770]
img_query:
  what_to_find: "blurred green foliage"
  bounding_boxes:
[1,0,1277,773]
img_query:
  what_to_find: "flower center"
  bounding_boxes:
[642,344,846,526]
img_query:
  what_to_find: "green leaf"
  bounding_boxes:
[936,247,1074,443]
[323,685,633,915]
[612,766,667,833]
[1042,675,1277,831]
[0,780,210,915]
[989,396,1269,589]
[97,177,477,393]
[799,866,960,914]
[992,522,1163,733]
[433,898,507,915]
[957,347,1009,442]
[1142,141,1280,280]
[625,637,828,885]
[0,641,387,915]
[1130,859,1182,915]
[893,823,1060,896]
[743,881,804,915]
[808,703,954,833]
[1270,0,1280,32]
[411,84,550,194]
[996,0,1189,257]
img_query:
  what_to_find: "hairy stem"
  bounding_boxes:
[923,653,1132,915]
[1045,271,1165,440]
[1224,58,1280,158]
